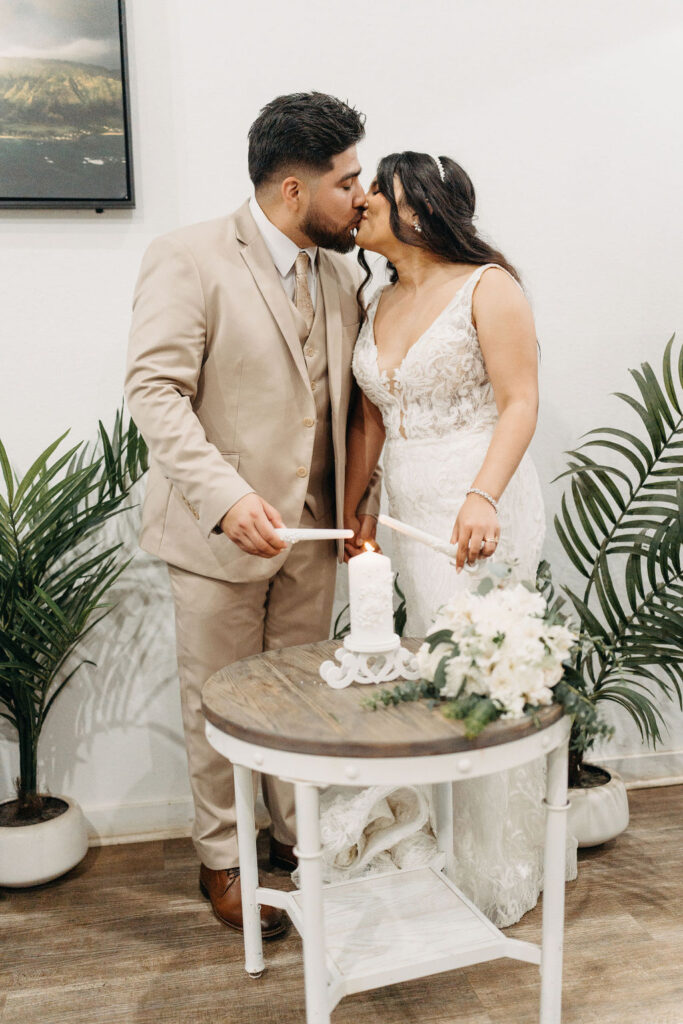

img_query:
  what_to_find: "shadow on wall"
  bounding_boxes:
[35,479,187,803]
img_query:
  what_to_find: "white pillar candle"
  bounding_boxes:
[348,547,395,648]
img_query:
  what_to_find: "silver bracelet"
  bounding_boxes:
[466,487,499,512]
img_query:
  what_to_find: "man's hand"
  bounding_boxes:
[220,493,287,558]
[343,512,380,562]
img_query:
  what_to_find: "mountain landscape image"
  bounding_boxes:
[0,2,132,204]
[0,55,130,203]
[0,56,124,139]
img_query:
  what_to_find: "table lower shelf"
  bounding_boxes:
[258,866,540,1005]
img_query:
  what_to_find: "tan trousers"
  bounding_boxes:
[168,507,337,869]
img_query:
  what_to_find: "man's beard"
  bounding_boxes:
[301,206,359,253]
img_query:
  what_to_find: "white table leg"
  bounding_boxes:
[234,763,265,979]
[432,782,456,879]
[540,738,569,1024]
[294,782,329,1024]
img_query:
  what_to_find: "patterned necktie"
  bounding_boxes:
[294,251,314,334]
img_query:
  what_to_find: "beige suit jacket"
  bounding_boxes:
[125,200,380,583]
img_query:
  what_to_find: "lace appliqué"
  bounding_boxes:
[352,267,501,441]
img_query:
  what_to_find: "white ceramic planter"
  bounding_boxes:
[568,768,629,847]
[0,794,88,887]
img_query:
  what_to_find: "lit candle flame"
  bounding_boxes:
[363,541,377,552]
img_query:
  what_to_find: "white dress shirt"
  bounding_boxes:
[249,197,318,305]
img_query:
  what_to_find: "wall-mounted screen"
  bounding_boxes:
[0,0,134,210]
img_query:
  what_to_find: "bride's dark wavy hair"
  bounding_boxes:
[357,151,522,316]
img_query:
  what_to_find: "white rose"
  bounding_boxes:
[525,683,554,706]
[519,636,546,665]
[506,585,547,618]
[442,593,476,629]
[471,604,509,638]
[462,673,491,698]
[498,691,526,718]
[544,624,576,659]
[417,641,451,681]
[542,662,565,688]
[442,654,473,698]
[488,657,520,694]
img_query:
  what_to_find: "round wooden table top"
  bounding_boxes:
[201,639,564,759]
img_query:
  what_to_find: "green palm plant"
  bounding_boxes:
[551,335,683,786]
[0,408,148,822]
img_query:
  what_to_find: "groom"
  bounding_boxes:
[125,92,380,937]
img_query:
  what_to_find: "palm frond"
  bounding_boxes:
[0,409,148,800]
[552,335,683,759]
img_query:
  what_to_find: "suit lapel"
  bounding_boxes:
[235,202,309,385]
[318,251,342,419]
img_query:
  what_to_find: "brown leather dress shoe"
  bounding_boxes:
[199,865,286,938]
[269,837,298,872]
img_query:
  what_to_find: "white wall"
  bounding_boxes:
[2,0,682,839]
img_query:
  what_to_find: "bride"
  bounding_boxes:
[319,151,576,927]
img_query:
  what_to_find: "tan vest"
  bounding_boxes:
[288,287,334,519]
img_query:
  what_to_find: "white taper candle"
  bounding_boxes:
[378,514,458,557]
[274,528,354,544]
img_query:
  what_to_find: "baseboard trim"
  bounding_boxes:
[625,775,683,790]
[81,753,683,847]
[83,798,193,847]
[89,826,193,847]
[593,749,683,789]
[83,795,271,847]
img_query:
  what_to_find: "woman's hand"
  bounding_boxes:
[343,512,380,562]
[451,493,500,573]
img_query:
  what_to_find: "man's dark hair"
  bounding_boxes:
[248,92,365,189]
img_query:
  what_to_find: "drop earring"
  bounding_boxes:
[413,221,422,233]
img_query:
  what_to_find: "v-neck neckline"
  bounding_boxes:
[371,267,483,377]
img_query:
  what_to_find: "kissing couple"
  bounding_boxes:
[125,90,574,939]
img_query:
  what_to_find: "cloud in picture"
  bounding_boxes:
[0,0,121,70]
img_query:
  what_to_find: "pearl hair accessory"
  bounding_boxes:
[433,155,446,182]
[413,221,422,233]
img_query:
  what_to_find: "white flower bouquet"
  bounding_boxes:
[364,567,589,739]
[417,581,577,735]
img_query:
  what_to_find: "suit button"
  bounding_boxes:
[303,417,314,427]
[296,466,307,478]
[304,347,315,358]
[310,381,317,391]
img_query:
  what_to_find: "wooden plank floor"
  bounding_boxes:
[1,786,682,1024]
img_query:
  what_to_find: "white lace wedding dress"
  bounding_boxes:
[311,264,577,928]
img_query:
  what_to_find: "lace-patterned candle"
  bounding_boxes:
[348,544,395,648]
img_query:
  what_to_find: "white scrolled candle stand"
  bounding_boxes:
[320,546,419,689]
